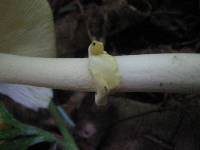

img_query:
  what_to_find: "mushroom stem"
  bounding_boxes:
[0,53,200,93]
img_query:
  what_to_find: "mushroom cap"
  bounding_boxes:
[0,0,56,57]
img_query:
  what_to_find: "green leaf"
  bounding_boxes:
[49,102,79,150]
[0,102,79,150]
[0,136,48,150]
[0,103,56,150]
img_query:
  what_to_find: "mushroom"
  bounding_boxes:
[0,0,200,110]
[0,0,56,110]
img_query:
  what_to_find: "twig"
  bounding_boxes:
[144,134,173,150]
[74,0,84,15]
[112,107,175,127]
[49,102,79,150]
[169,111,184,142]
[49,143,58,150]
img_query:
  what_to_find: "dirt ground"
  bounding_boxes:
[2,0,200,150]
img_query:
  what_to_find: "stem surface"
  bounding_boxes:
[0,53,200,93]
